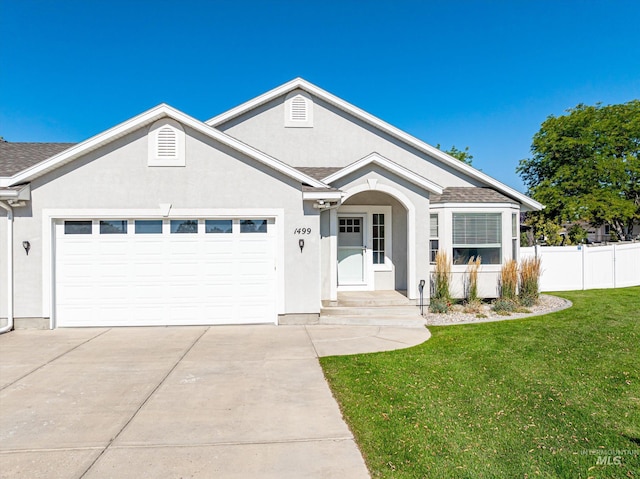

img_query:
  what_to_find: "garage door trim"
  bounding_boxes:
[42,208,285,329]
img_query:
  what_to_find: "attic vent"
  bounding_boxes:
[290,96,307,121]
[285,91,313,128]
[148,119,185,167]
[157,127,177,157]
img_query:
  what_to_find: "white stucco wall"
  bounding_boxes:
[7,125,322,321]
[218,90,484,190]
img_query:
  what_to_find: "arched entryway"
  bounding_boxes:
[334,183,416,299]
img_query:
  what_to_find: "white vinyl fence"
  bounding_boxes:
[520,243,640,291]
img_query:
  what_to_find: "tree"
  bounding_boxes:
[517,100,640,238]
[437,144,473,165]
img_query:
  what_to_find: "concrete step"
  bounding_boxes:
[321,306,421,317]
[318,315,427,328]
[331,291,415,307]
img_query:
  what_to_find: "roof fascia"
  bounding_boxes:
[302,190,343,201]
[207,78,543,211]
[322,153,444,195]
[1,103,327,189]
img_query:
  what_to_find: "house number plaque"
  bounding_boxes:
[293,228,312,234]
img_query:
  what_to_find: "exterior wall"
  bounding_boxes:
[0,211,6,318]
[218,91,484,189]
[9,124,322,323]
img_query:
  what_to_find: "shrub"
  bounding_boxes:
[499,260,518,301]
[466,256,481,303]
[519,256,542,306]
[493,298,518,315]
[432,251,451,302]
[429,298,451,314]
[568,224,587,244]
[463,299,483,314]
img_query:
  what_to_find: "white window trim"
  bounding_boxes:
[433,203,520,273]
[148,119,186,167]
[284,91,314,128]
[42,208,285,329]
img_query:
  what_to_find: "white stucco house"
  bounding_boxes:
[0,78,542,330]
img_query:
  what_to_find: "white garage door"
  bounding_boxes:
[55,218,277,327]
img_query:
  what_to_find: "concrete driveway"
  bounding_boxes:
[0,325,429,478]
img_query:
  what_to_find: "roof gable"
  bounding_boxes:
[0,105,327,189]
[207,78,543,211]
[321,153,443,194]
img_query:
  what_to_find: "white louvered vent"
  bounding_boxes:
[291,96,307,121]
[157,127,177,157]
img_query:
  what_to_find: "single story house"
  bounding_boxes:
[0,78,542,329]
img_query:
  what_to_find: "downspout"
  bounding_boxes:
[0,201,13,334]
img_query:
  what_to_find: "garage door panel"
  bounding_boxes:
[55,218,277,327]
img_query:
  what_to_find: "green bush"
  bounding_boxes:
[493,298,518,314]
[429,298,451,314]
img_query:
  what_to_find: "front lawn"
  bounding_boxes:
[320,287,640,478]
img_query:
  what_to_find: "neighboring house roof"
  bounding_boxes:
[0,142,76,176]
[206,78,543,211]
[0,105,327,189]
[430,187,517,205]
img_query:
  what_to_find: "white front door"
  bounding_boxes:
[337,215,366,285]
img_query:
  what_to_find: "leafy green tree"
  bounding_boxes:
[517,100,640,238]
[437,144,473,165]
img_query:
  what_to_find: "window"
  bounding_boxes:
[148,119,186,167]
[372,214,385,264]
[284,91,313,128]
[452,213,502,265]
[135,220,163,234]
[339,218,361,233]
[64,221,92,235]
[100,220,127,234]
[512,213,518,260]
[170,220,198,234]
[206,220,232,233]
[430,214,439,264]
[240,219,267,233]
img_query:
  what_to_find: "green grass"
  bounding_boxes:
[320,287,640,478]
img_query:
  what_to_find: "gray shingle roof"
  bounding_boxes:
[0,142,76,177]
[294,167,343,181]
[430,187,517,204]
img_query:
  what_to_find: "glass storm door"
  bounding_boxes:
[338,216,366,285]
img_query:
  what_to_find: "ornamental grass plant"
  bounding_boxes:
[463,256,482,313]
[430,251,451,313]
[499,259,518,301]
[519,256,542,306]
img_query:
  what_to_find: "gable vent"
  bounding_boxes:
[291,96,307,121]
[157,127,177,157]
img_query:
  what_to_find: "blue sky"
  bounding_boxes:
[1,0,639,192]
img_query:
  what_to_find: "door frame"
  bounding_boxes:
[336,205,393,292]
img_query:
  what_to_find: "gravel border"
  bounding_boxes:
[423,294,573,326]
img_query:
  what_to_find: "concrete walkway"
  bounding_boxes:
[0,325,430,478]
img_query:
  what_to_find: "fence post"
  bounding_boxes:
[581,245,586,290]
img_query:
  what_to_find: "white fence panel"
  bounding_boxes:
[521,243,640,291]
[615,243,640,287]
[584,246,614,290]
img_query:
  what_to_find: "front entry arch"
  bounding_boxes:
[333,183,417,299]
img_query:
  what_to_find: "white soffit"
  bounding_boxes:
[322,153,444,195]
[206,78,543,211]
[1,104,327,189]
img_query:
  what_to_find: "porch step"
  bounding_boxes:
[318,315,427,329]
[320,306,421,317]
[326,290,415,307]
